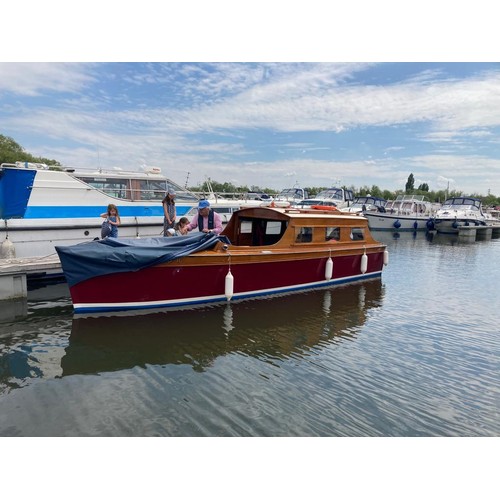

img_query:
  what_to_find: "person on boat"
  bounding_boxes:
[174,217,189,235]
[166,217,190,236]
[186,200,223,235]
[162,190,177,236]
[100,204,121,238]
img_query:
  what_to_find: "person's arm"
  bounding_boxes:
[186,215,198,232]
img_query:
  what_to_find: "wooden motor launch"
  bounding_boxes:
[56,206,389,314]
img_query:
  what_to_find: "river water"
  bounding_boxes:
[0,231,499,437]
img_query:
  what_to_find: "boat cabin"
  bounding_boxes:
[385,194,433,215]
[72,169,198,203]
[221,207,376,248]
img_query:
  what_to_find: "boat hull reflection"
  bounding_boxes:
[62,279,384,376]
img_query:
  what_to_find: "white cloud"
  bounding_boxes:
[0,63,96,96]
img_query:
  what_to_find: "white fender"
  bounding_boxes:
[0,237,16,259]
[383,249,389,266]
[360,252,368,274]
[325,257,333,280]
[225,270,234,301]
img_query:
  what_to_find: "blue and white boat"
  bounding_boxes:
[363,195,437,232]
[0,162,199,258]
[431,196,487,234]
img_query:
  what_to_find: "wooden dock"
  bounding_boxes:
[0,254,62,301]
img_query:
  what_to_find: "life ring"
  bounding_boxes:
[312,205,338,211]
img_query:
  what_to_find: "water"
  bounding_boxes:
[0,232,499,437]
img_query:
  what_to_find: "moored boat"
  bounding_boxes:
[364,195,436,232]
[0,162,199,258]
[484,207,500,227]
[342,195,387,214]
[431,197,487,234]
[274,187,309,206]
[56,206,388,314]
[296,187,355,210]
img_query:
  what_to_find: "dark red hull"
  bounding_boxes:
[70,252,385,313]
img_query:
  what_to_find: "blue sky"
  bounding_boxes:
[2,4,499,196]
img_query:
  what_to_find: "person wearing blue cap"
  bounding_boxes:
[186,199,223,235]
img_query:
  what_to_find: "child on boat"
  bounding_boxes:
[166,217,189,236]
[101,204,121,238]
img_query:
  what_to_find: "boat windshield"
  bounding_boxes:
[442,198,481,210]
[277,188,307,200]
[353,196,385,207]
[316,188,343,200]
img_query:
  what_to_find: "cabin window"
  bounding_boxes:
[350,227,365,241]
[139,180,167,200]
[295,227,313,243]
[239,221,253,234]
[78,177,131,200]
[266,221,283,235]
[325,227,340,241]
[237,218,287,246]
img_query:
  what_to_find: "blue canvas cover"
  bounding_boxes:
[56,233,229,287]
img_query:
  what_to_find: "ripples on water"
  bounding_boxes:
[0,233,499,437]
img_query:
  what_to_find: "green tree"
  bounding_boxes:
[417,183,429,191]
[405,173,415,193]
[0,134,60,166]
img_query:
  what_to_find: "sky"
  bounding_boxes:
[2,3,499,197]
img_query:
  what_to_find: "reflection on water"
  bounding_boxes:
[63,280,384,377]
[0,280,383,396]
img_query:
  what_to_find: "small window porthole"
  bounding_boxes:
[84,230,90,236]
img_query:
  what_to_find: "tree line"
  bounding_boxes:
[193,175,500,207]
[2,134,499,207]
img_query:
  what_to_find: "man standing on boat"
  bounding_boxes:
[186,200,223,235]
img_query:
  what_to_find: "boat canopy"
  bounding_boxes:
[56,233,229,286]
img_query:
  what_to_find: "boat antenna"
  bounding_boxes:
[96,139,102,173]
[185,171,190,188]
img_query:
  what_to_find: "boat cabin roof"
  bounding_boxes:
[442,197,482,207]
